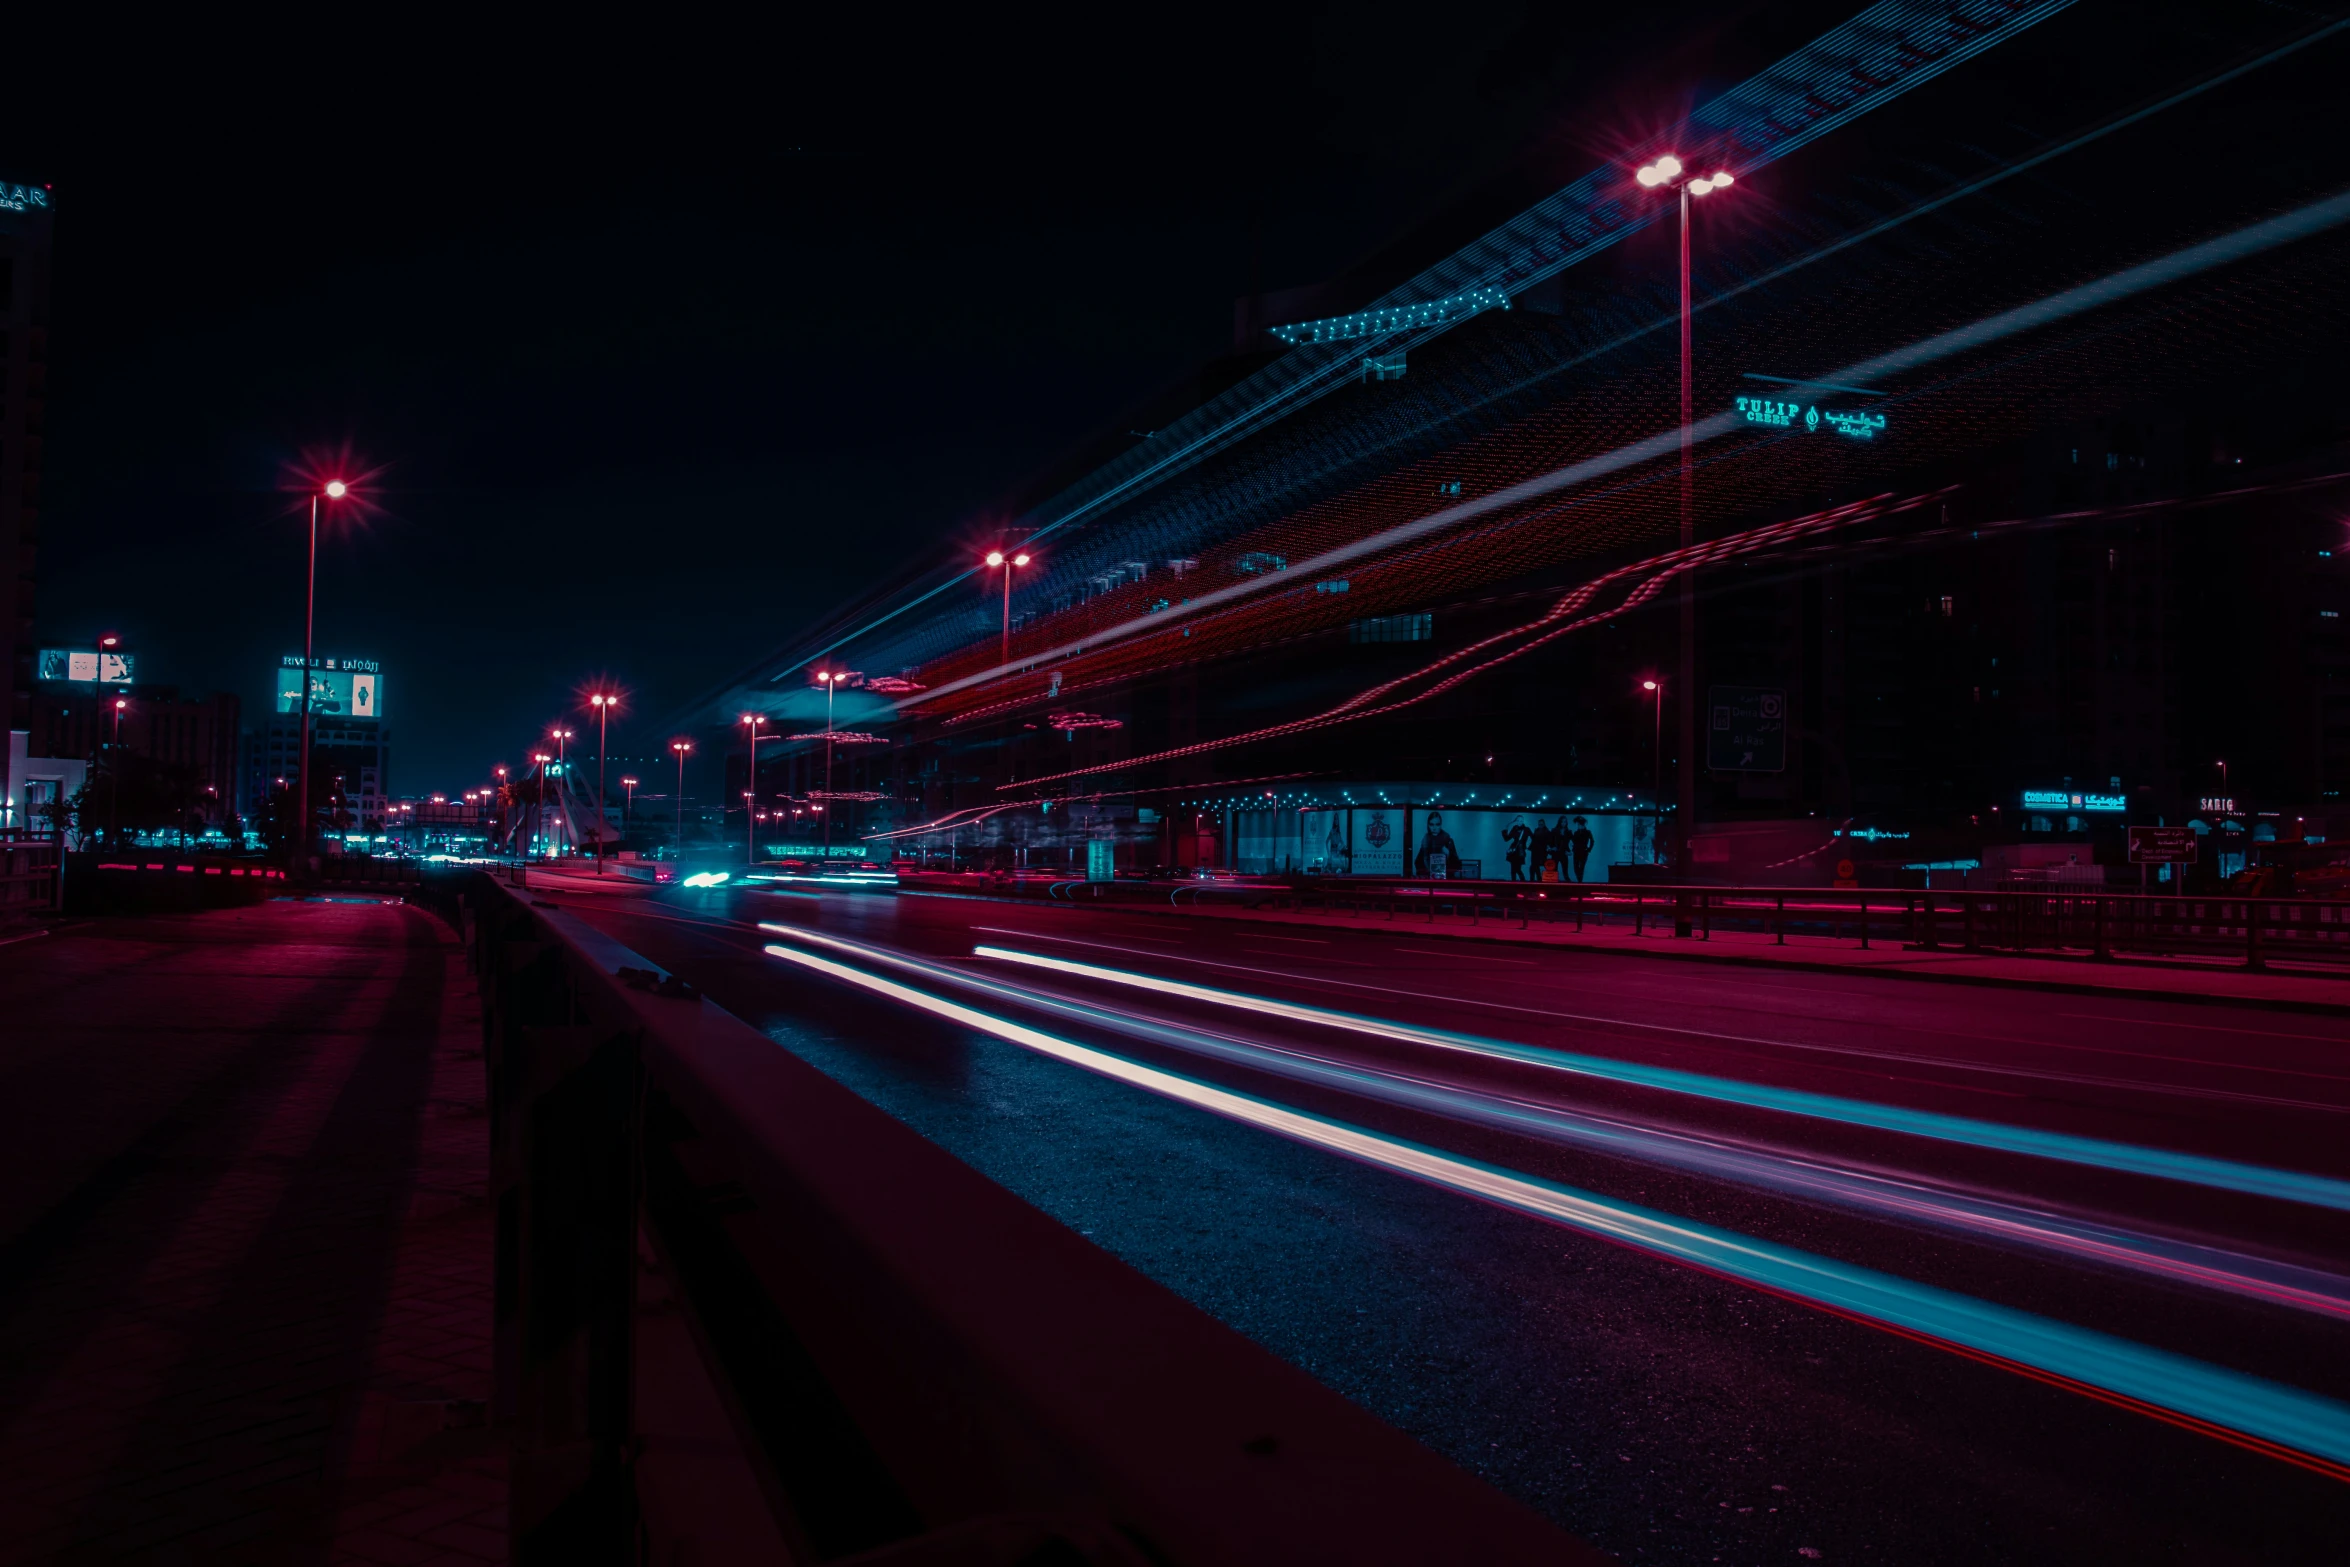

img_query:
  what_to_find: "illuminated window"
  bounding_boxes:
[1350,613,1433,645]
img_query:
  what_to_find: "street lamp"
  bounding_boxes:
[741,713,767,865]
[1635,154,1733,881]
[814,670,844,856]
[548,727,575,858]
[983,548,1032,671]
[531,752,553,859]
[1642,679,1664,864]
[670,739,693,859]
[109,696,128,846]
[621,775,638,842]
[588,692,618,875]
[294,478,355,872]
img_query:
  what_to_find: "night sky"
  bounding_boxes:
[6,6,1791,792]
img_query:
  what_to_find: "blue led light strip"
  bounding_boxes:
[760,933,2350,1478]
[1270,288,1510,346]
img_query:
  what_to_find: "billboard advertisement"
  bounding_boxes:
[276,657,384,720]
[37,648,135,684]
[1234,805,1659,880]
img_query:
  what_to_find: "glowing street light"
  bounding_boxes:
[670,739,693,858]
[814,670,845,855]
[531,751,553,859]
[1641,678,1664,860]
[621,774,638,841]
[293,477,355,871]
[1634,153,1735,882]
[588,692,619,875]
[741,713,768,865]
[983,548,1032,671]
[108,696,128,846]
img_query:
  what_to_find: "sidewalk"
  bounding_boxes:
[0,897,503,1566]
[1127,898,2350,1015]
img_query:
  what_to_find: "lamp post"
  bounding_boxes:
[1635,155,1733,882]
[531,752,552,859]
[741,714,767,865]
[292,478,351,872]
[814,670,843,856]
[548,727,574,858]
[670,740,693,860]
[109,696,127,846]
[588,692,617,875]
[1642,679,1663,865]
[494,764,509,858]
[983,548,1031,671]
[621,775,637,843]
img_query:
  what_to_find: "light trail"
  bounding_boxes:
[753,923,2350,1322]
[758,934,2350,1482]
[969,945,2350,1213]
[911,184,2350,724]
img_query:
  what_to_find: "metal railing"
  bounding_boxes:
[467,876,1591,1565]
[0,835,59,916]
[1269,877,2350,972]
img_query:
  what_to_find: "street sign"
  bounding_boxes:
[2127,826,2198,864]
[1707,686,1786,772]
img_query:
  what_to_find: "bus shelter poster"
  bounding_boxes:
[1414,808,1655,882]
[1292,807,1657,881]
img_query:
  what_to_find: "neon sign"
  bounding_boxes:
[1734,397,1888,439]
[2022,789,2124,813]
[1735,396,1801,428]
[0,183,51,214]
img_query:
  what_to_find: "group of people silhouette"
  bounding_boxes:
[1326,808,1600,882]
[1502,812,1595,883]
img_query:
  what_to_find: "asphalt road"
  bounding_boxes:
[556,882,2350,1565]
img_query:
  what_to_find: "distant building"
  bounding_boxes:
[24,676,242,827]
[0,176,55,808]
[251,655,392,840]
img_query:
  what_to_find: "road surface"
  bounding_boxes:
[554,881,2350,1564]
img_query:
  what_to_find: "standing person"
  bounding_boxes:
[1414,810,1461,879]
[1569,815,1597,883]
[1503,814,1531,881]
[1531,816,1557,881]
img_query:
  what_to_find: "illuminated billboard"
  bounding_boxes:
[276,655,384,720]
[37,648,135,684]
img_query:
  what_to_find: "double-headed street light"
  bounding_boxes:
[588,692,618,875]
[1634,153,1733,881]
[531,751,553,859]
[983,548,1031,671]
[670,739,693,858]
[741,713,767,865]
[814,670,844,855]
[621,775,638,840]
[548,727,574,857]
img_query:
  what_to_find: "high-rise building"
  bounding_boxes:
[250,655,392,841]
[0,177,55,806]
